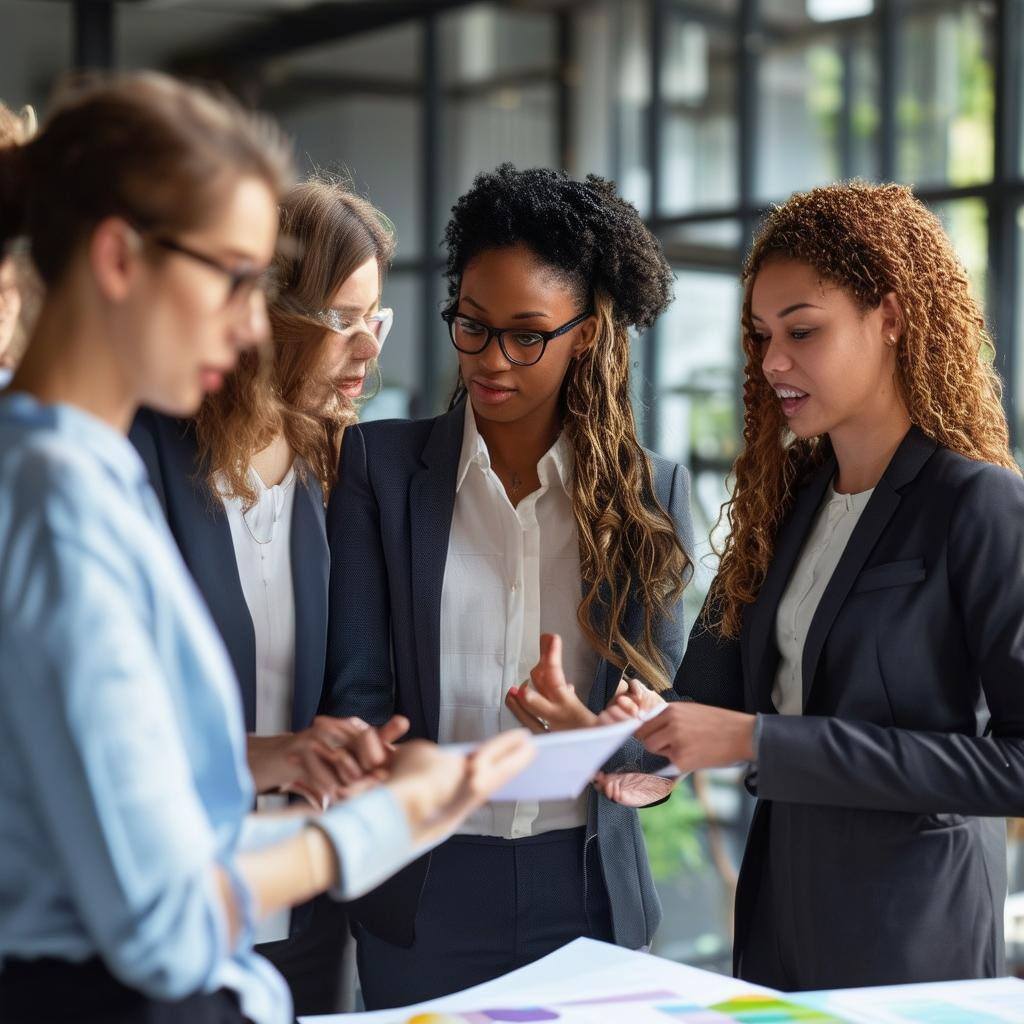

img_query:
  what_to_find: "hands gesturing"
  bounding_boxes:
[247,713,410,809]
[504,633,598,733]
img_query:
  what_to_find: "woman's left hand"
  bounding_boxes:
[504,633,598,733]
[593,771,676,807]
[633,702,757,774]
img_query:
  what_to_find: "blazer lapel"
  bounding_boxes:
[290,472,329,730]
[743,455,835,713]
[163,420,258,730]
[801,425,936,710]
[409,403,465,741]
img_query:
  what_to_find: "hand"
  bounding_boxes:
[504,633,598,733]
[633,702,756,775]
[247,714,409,809]
[386,731,535,847]
[593,771,676,807]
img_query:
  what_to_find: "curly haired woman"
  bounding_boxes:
[593,181,1024,990]
[322,164,695,1007]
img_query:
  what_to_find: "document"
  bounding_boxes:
[443,718,640,802]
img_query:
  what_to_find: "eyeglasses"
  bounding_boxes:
[442,307,593,367]
[151,236,277,307]
[312,307,393,349]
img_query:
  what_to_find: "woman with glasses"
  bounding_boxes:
[324,164,695,1008]
[0,73,532,1024]
[129,176,395,1015]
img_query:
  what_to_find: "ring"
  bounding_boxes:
[536,716,551,732]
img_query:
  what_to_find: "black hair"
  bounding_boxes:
[443,163,673,329]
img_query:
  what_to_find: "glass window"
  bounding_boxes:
[1015,206,1024,455]
[930,197,989,308]
[898,1,996,187]
[0,0,70,110]
[278,96,423,262]
[660,16,737,216]
[616,0,651,217]
[756,26,878,201]
[440,5,554,85]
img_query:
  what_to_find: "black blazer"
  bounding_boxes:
[323,400,694,949]
[678,425,1024,989]
[130,410,329,735]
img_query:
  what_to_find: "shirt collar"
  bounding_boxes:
[455,401,574,497]
[0,391,150,494]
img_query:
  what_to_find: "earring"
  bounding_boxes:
[887,334,897,347]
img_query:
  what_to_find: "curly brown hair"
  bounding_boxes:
[196,176,394,507]
[711,181,1018,638]
[445,164,691,690]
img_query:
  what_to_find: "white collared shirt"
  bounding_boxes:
[439,405,599,838]
[218,463,298,943]
[773,484,874,716]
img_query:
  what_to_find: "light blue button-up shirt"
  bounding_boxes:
[0,393,415,1023]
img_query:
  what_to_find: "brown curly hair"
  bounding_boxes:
[712,180,1018,638]
[445,165,692,690]
[196,176,394,507]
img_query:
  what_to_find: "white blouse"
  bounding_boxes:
[218,463,298,943]
[439,406,599,840]
[773,484,874,716]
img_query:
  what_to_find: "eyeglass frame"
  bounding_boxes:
[441,306,594,367]
[148,236,276,308]
[312,306,393,350]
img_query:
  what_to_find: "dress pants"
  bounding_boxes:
[256,893,352,1016]
[0,956,248,1024]
[356,826,614,1010]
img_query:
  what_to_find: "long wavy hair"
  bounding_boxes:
[712,181,1018,638]
[195,176,394,507]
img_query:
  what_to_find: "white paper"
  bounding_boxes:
[443,719,640,802]
[800,976,1024,1023]
[300,937,768,1023]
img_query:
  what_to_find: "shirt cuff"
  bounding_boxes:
[313,787,416,902]
[751,713,764,763]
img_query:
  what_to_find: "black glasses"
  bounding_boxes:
[151,237,276,307]
[442,307,594,367]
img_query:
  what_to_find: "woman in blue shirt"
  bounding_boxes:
[0,72,531,1024]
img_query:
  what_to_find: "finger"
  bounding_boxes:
[469,729,535,789]
[378,714,410,746]
[326,747,366,785]
[295,745,343,799]
[597,703,637,725]
[281,779,322,811]
[514,684,559,720]
[504,691,545,734]
[351,729,390,772]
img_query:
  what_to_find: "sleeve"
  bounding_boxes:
[313,787,421,901]
[755,465,1024,817]
[321,425,397,724]
[2,517,231,999]
[127,409,169,517]
[605,462,696,778]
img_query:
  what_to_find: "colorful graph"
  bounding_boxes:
[706,995,849,1022]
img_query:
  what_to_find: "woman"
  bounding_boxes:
[0,72,531,1024]
[324,164,695,1008]
[130,178,395,1014]
[594,181,1024,990]
[0,100,35,386]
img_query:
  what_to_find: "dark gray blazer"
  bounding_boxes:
[677,425,1024,989]
[130,411,329,736]
[323,400,694,950]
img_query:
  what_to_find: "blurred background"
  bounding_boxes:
[1,0,1022,979]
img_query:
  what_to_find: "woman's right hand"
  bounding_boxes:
[386,731,535,848]
[247,714,409,808]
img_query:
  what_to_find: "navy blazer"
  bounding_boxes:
[323,400,694,949]
[677,426,1024,988]
[130,410,329,736]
